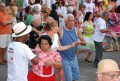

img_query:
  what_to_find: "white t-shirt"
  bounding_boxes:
[7,42,36,81]
[83,2,95,13]
[93,18,106,42]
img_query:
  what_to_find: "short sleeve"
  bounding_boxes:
[23,44,36,60]
[53,51,62,62]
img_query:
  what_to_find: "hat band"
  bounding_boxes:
[15,27,27,35]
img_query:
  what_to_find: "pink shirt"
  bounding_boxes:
[32,48,61,77]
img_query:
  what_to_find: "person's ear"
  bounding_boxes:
[97,73,103,81]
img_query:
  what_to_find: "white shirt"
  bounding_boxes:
[57,6,67,21]
[7,42,36,81]
[51,34,59,50]
[93,18,106,42]
[23,0,29,8]
[83,2,95,13]
[116,0,120,8]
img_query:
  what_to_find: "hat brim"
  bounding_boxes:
[12,25,32,37]
[97,1,104,3]
[108,6,114,11]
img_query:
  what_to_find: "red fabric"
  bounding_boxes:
[106,24,120,37]
[74,21,82,28]
[43,66,52,75]
[28,71,57,81]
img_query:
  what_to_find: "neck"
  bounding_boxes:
[42,49,51,54]
[14,38,25,43]
[66,25,72,30]
[102,17,106,21]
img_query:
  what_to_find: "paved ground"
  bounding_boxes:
[0,50,120,81]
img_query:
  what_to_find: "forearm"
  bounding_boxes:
[58,44,73,51]
[1,21,12,26]
[53,62,62,69]
[100,29,111,33]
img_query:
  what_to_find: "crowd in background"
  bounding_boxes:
[0,0,120,81]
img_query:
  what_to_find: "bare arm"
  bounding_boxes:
[44,60,62,69]
[77,28,86,46]
[58,40,76,50]
[31,50,39,65]
[100,29,111,33]
[0,20,13,26]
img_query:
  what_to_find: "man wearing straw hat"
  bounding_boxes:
[96,59,120,81]
[7,22,39,81]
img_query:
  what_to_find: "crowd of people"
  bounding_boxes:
[0,0,120,81]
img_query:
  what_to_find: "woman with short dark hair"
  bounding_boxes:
[28,35,62,81]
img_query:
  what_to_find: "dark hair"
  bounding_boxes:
[58,0,65,6]
[72,10,77,18]
[52,4,57,10]
[25,6,31,14]
[38,35,53,47]
[35,0,40,3]
[44,22,51,31]
[84,12,93,21]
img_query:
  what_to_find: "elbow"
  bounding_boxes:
[34,59,39,65]
[31,57,39,65]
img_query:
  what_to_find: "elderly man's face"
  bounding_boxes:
[105,13,110,21]
[98,71,120,81]
[66,16,74,29]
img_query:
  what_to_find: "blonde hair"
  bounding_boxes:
[44,20,58,31]
[43,8,51,16]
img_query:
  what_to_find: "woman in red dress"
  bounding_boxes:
[28,35,62,81]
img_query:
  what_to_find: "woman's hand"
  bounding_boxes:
[44,60,55,66]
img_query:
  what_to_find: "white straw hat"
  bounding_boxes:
[97,0,104,3]
[12,22,32,37]
[97,59,120,74]
[108,5,114,11]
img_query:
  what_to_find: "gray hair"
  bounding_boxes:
[64,14,74,21]
[102,11,110,17]
[32,14,41,22]
[67,6,73,14]
[32,6,40,13]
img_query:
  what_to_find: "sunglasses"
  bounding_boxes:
[42,11,47,14]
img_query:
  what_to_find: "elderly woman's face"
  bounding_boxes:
[39,39,51,51]
[43,11,48,17]
[0,3,6,12]
[98,72,120,81]
[52,25,59,33]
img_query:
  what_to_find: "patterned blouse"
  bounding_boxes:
[32,48,61,77]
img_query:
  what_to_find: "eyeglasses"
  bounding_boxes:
[103,73,120,80]
[42,11,47,14]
